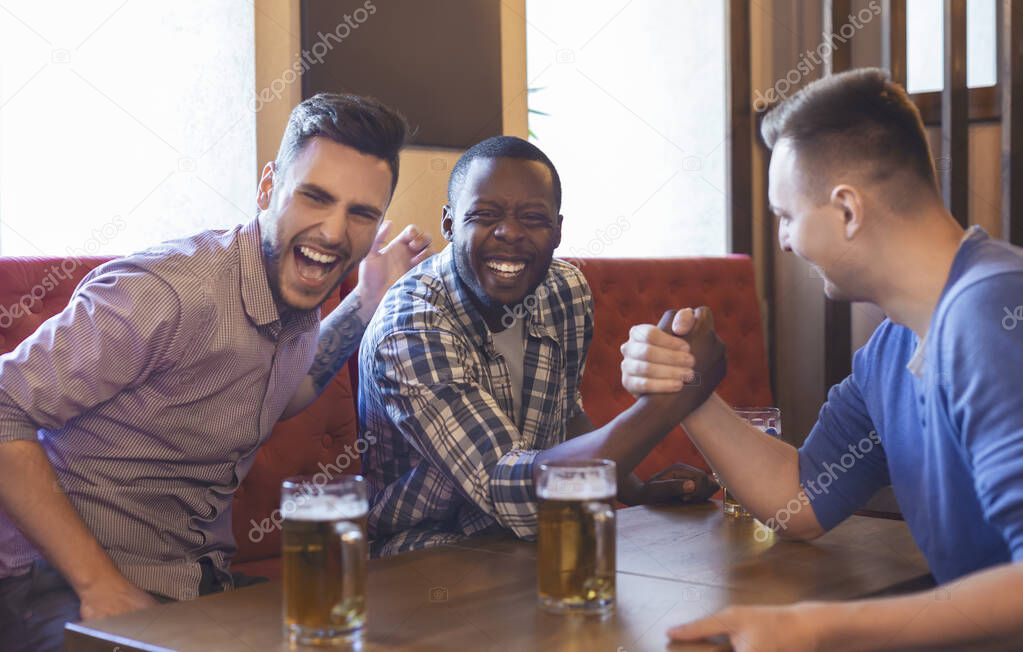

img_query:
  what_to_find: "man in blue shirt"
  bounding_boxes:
[620,68,1023,649]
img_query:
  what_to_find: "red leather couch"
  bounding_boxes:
[0,254,771,580]
[574,256,773,479]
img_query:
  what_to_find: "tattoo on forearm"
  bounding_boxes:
[309,292,366,394]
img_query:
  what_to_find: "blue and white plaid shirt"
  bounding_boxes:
[358,245,593,556]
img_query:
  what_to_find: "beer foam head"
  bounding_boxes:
[284,494,367,521]
[538,475,615,500]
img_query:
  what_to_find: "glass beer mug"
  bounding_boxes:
[281,475,368,646]
[536,459,617,616]
[719,407,782,517]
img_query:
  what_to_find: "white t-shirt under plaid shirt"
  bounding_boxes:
[358,245,594,556]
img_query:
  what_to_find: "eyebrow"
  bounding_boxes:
[518,200,553,211]
[469,198,552,210]
[349,202,383,219]
[296,183,336,204]
[297,183,383,218]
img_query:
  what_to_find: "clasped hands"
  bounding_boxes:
[621,306,726,416]
[620,307,727,504]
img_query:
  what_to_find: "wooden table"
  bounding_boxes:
[65,503,931,651]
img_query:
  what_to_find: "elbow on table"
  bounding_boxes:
[774,521,827,542]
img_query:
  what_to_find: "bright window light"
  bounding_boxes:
[526,0,727,258]
[0,1,256,257]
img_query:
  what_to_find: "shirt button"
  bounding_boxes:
[918,395,925,404]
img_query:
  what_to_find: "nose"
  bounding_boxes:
[318,209,349,248]
[493,216,525,243]
[778,221,791,252]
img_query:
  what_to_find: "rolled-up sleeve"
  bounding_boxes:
[374,328,541,538]
[0,266,182,444]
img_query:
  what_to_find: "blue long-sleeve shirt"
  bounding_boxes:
[798,227,1023,584]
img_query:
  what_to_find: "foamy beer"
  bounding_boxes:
[536,459,617,615]
[281,475,368,646]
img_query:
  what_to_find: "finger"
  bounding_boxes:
[627,324,691,352]
[641,479,689,503]
[656,478,697,494]
[380,224,421,254]
[657,309,677,332]
[694,306,716,333]
[667,613,731,642]
[647,478,698,496]
[672,308,696,336]
[621,340,692,366]
[622,373,685,394]
[621,358,695,380]
[650,466,705,482]
[409,231,433,253]
[370,220,394,253]
[660,462,705,475]
[410,246,433,266]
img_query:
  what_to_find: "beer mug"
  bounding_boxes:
[281,475,368,646]
[718,407,782,517]
[536,459,617,615]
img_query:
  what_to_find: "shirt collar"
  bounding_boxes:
[906,225,984,377]
[238,219,283,328]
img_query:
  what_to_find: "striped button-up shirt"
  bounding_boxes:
[359,246,593,556]
[0,220,319,599]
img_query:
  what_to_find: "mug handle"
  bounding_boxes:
[583,501,616,581]
[334,521,366,616]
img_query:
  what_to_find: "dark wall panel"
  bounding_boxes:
[301,0,503,149]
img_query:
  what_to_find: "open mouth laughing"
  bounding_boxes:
[293,243,346,286]
[484,258,527,280]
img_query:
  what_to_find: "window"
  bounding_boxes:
[906,0,997,93]
[0,2,256,257]
[526,0,727,258]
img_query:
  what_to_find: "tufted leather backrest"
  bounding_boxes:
[0,257,112,351]
[0,256,361,565]
[573,256,773,478]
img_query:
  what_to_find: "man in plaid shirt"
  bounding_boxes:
[359,136,725,556]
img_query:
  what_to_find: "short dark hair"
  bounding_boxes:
[275,93,408,190]
[447,136,562,210]
[761,68,937,200]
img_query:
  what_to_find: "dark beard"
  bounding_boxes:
[260,237,290,313]
[451,243,546,331]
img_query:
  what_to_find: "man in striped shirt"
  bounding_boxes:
[360,136,726,556]
[0,93,430,652]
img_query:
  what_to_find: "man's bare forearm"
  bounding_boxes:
[535,377,721,484]
[0,439,130,594]
[282,291,370,418]
[309,290,371,393]
[682,394,823,539]
[537,307,726,482]
[563,410,644,504]
[816,562,1023,651]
